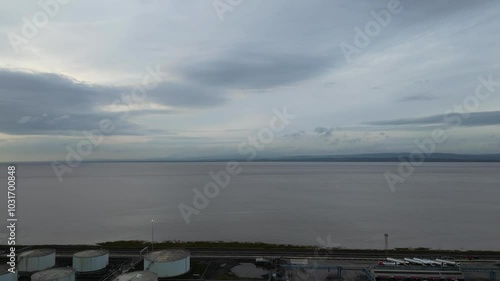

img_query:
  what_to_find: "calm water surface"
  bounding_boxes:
[1,162,499,250]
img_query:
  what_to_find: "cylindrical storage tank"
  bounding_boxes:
[72,250,109,272]
[18,249,56,272]
[31,268,75,281]
[0,264,17,281]
[144,250,190,277]
[113,271,158,281]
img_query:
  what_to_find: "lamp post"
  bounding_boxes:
[151,219,155,251]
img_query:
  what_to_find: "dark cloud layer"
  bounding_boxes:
[2,69,118,110]
[314,127,338,137]
[149,82,226,107]
[366,111,500,127]
[398,93,439,102]
[0,69,226,135]
[177,51,333,90]
[1,69,124,135]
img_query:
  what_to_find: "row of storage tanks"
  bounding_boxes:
[0,248,190,281]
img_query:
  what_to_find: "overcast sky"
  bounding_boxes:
[1,0,499,162]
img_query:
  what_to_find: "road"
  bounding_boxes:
[31,247,500,262]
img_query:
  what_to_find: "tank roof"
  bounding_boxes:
[19,249,56,258]
[113,271,158,281]
[145,250,190,262]
[31,268,75,281]
[73,249,109,258]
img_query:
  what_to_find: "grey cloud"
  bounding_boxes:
[285,127,341,140]
[414,79,431,84]
[314,127,339,137]
[2,69,117,110]
[0,69,125,135]
[366,111,500,127]
[398,93,439,102]
[10,112,143,136]
[0,69,226,135]
[347,138,362,144]
[284,130,307,139]
[148,82,227,108]
[177,51,333,90]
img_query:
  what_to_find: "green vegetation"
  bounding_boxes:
[96,240,311,249]
[2,240,500,256]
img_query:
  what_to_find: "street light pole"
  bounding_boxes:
[151,219,155,251]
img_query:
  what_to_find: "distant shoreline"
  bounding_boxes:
[3,152,500,165]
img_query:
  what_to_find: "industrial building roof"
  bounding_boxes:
[73,249,109,258]
[31,268,75,281]
[145,250,190,262]
[113,271,158,281]
[19,249,56,258]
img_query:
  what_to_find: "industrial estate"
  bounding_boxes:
[1,244,500,281]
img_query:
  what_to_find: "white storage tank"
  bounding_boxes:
[31,268,75,281]
[18,249,56,272]
[0,264,17,281]
[144,250,190,277]
[72,250,109,272]
[113,271,158,281]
